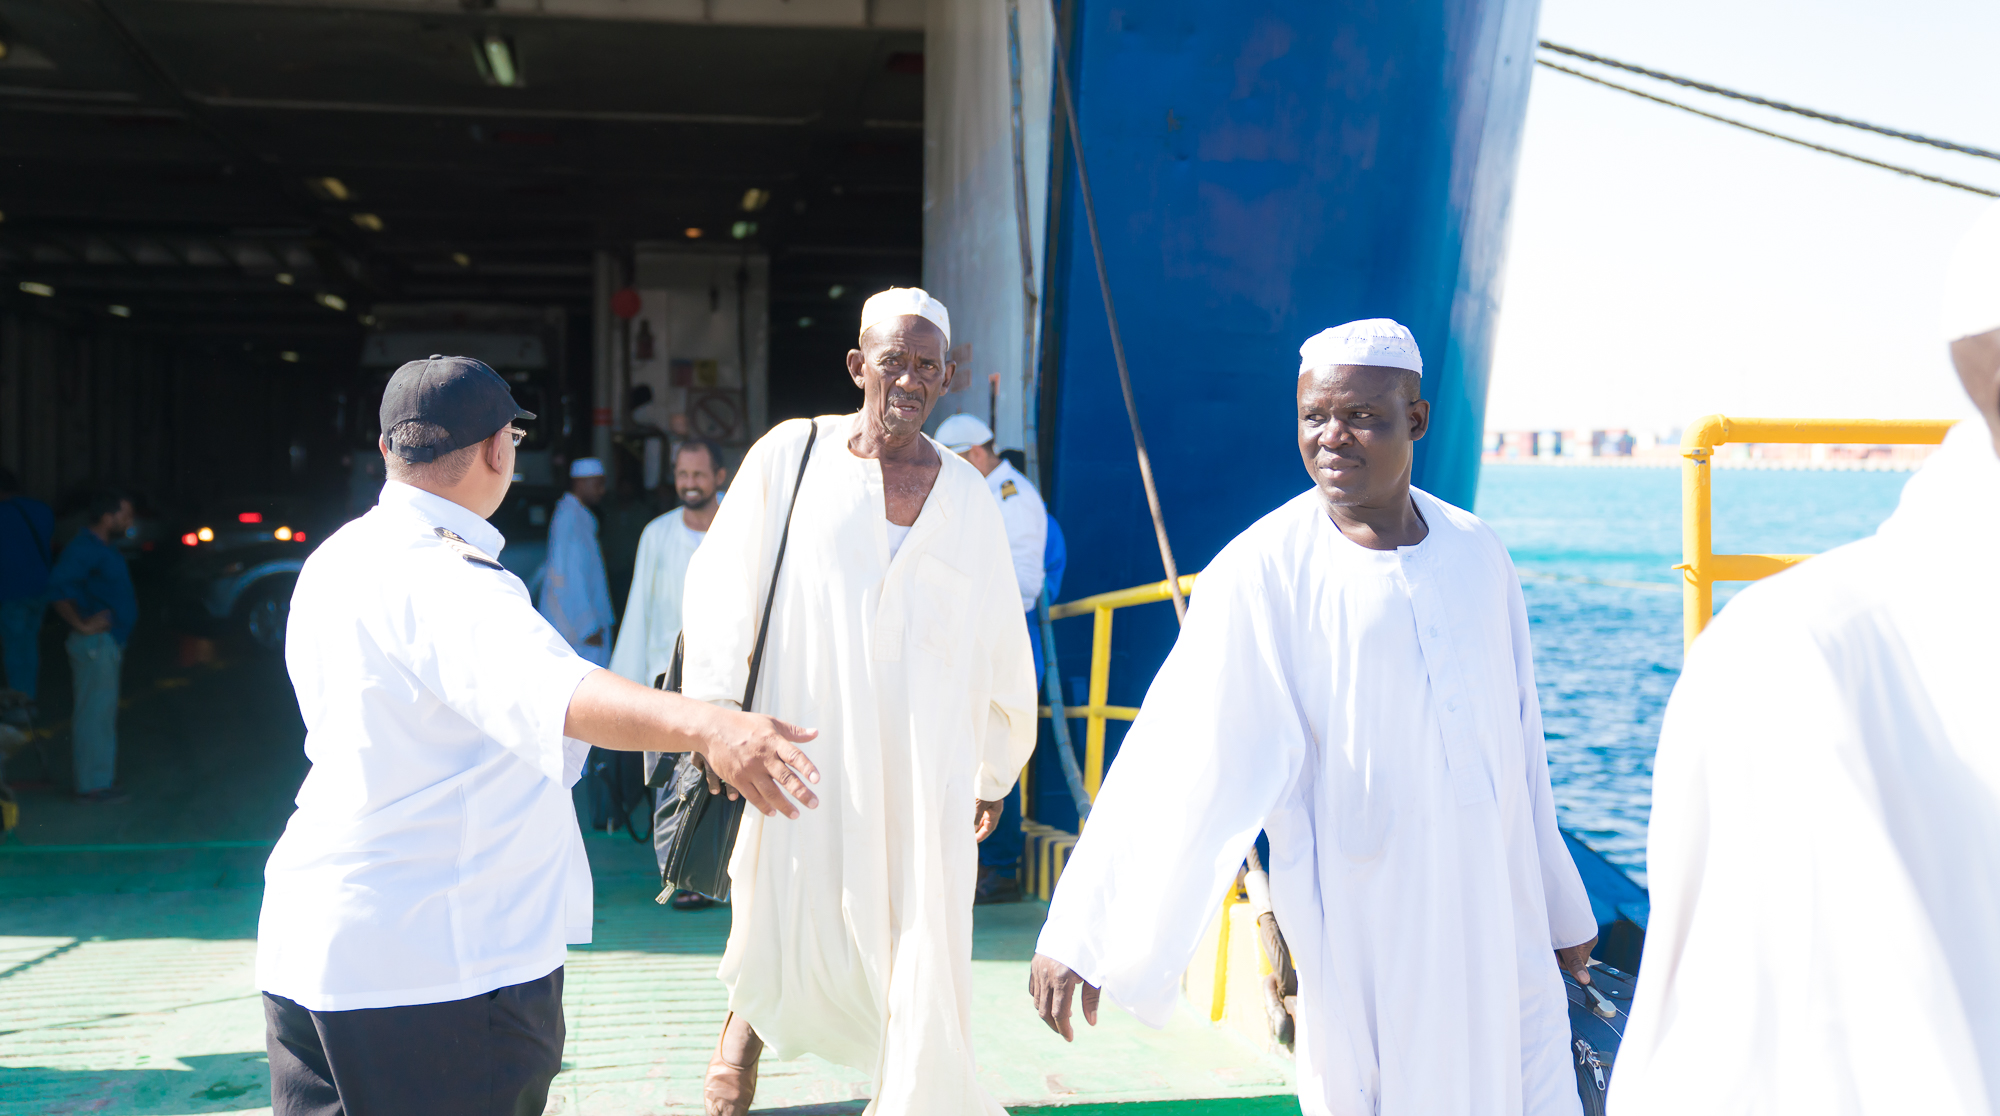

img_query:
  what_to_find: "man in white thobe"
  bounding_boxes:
[680,288,1037,1116]
[538,457,614,668]
[1608,207,2000,1115]
[608,438,728,689]
[1031,319,1598,1116]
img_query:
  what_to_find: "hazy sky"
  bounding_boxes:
[1487,0,1998,434]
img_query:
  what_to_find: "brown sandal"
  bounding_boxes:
[704,1011,763,1116]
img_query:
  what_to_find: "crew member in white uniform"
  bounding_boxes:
[258,355,821,1116]
[1029,320,1597,1116]
[936,412,1051,902]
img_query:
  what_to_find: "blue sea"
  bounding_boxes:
[1475,464,1917,885]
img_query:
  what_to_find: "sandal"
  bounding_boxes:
[704,1011,763,1116]
[671,889,716,912]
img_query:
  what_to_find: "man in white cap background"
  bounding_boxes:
[538,456,615,668]
[1029,318,1597,1116]
[936,411,1053,904]
[259,355,820,1116]
[1607,209,2000,1113]
[678,287,1036,1115]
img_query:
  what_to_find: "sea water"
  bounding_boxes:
[1475,464,1917,884]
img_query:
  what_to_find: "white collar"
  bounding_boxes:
[377,480,507,556]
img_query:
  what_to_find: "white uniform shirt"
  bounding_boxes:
[985,458,1047,612]
[257,480,599,1012]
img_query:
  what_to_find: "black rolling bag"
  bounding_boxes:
[1563,962,1635,1116]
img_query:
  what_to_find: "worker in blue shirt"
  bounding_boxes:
[0,468,55,713]
[47,490,138,803]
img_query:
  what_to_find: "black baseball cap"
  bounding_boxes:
[380,355,535,463]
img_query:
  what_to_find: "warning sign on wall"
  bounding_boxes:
[688,389,748,445]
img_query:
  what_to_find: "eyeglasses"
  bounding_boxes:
[506,427,527,447]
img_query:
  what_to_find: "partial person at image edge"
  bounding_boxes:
[1606,200,2000,1114]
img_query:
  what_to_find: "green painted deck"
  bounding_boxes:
[0,658,1294,1115]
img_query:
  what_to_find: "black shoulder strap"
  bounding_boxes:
[740,420,818,713]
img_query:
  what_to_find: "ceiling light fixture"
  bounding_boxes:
[109,304,131,317]
[316,292,348,312]
[275,272,295,285]
[452,252,471,267]
[351,213,384,232]
[481,35,521,88]
[684,227,703,239]
[731,221,756,240]
[741,188,771,212]
[18,281,52,297]
[311,176,350,201]
[281,351,300,363]
[827,284,846,300]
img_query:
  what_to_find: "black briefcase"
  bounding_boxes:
[645,420,817,904]
[1563,962,1635,1116]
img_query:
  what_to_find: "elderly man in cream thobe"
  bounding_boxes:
[679,287,1037,1116]
[1030,319,1597,1116]
[1608,206,2000,1115]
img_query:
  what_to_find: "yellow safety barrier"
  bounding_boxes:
[1045,573,1199,796]
[1679,415,1954,646]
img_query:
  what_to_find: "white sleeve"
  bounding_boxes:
[1001,481,1047,613]
[1506,557,1597,950]
[1035,543,1306,1027]
[399,555,598,785]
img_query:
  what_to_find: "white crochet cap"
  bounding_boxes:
[1298,318,1422,375]
[860,286,951,345]
[934,413,995,452]
[569,457,605,479]
[1942,200,2000,342]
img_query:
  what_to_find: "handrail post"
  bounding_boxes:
[1680,415,1724,648]
[1086,606,1113,799]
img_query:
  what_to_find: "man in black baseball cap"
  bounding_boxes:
[379,354,536,464]
[257,356,823,1116]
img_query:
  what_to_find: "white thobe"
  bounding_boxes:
[1611,420,2000,1116]
[1037,488,1597,1116]
[985,459,1048,611]
[680,415,1039,1116]
[537,491,614,668]
[607,507,706,687]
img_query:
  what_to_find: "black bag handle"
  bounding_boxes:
[739,418,817,714]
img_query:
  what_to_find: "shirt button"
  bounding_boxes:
[1428,626,1441,638]
[1444,700,1458,712]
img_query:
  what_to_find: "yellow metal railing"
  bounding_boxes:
[1679,415,1954,646]
[1041,573,1199,796]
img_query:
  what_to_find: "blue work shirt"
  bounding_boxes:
[0,496,55,601]
[47,530,137,646]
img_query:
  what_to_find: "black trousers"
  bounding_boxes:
[264,967,565,1116]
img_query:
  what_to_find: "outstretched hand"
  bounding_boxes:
[699,710,821,819]
[1029,953,1099,1041]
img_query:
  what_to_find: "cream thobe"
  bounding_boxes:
[537,492,613,668]
[1037,488,1596,1116]
[608,507,706,687]
[1611,420,2000,1116]
[680,414,1038,1116]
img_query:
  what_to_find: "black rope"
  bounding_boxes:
[1540,41,2000,165]
[1050,5,1188,624]
[1536,60,1999,200]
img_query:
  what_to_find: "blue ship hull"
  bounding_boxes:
[1032,0,1544,834]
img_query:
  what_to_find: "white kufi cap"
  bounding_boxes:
[860,287,951,345]
[934,413,995,452]
[1298,318,1423,376]
[1941,201,2000,343]
[569,457,606,479]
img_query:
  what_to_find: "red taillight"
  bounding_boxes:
[181,533,199,547]
[238,512,263,524]
[293,531,308,543]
